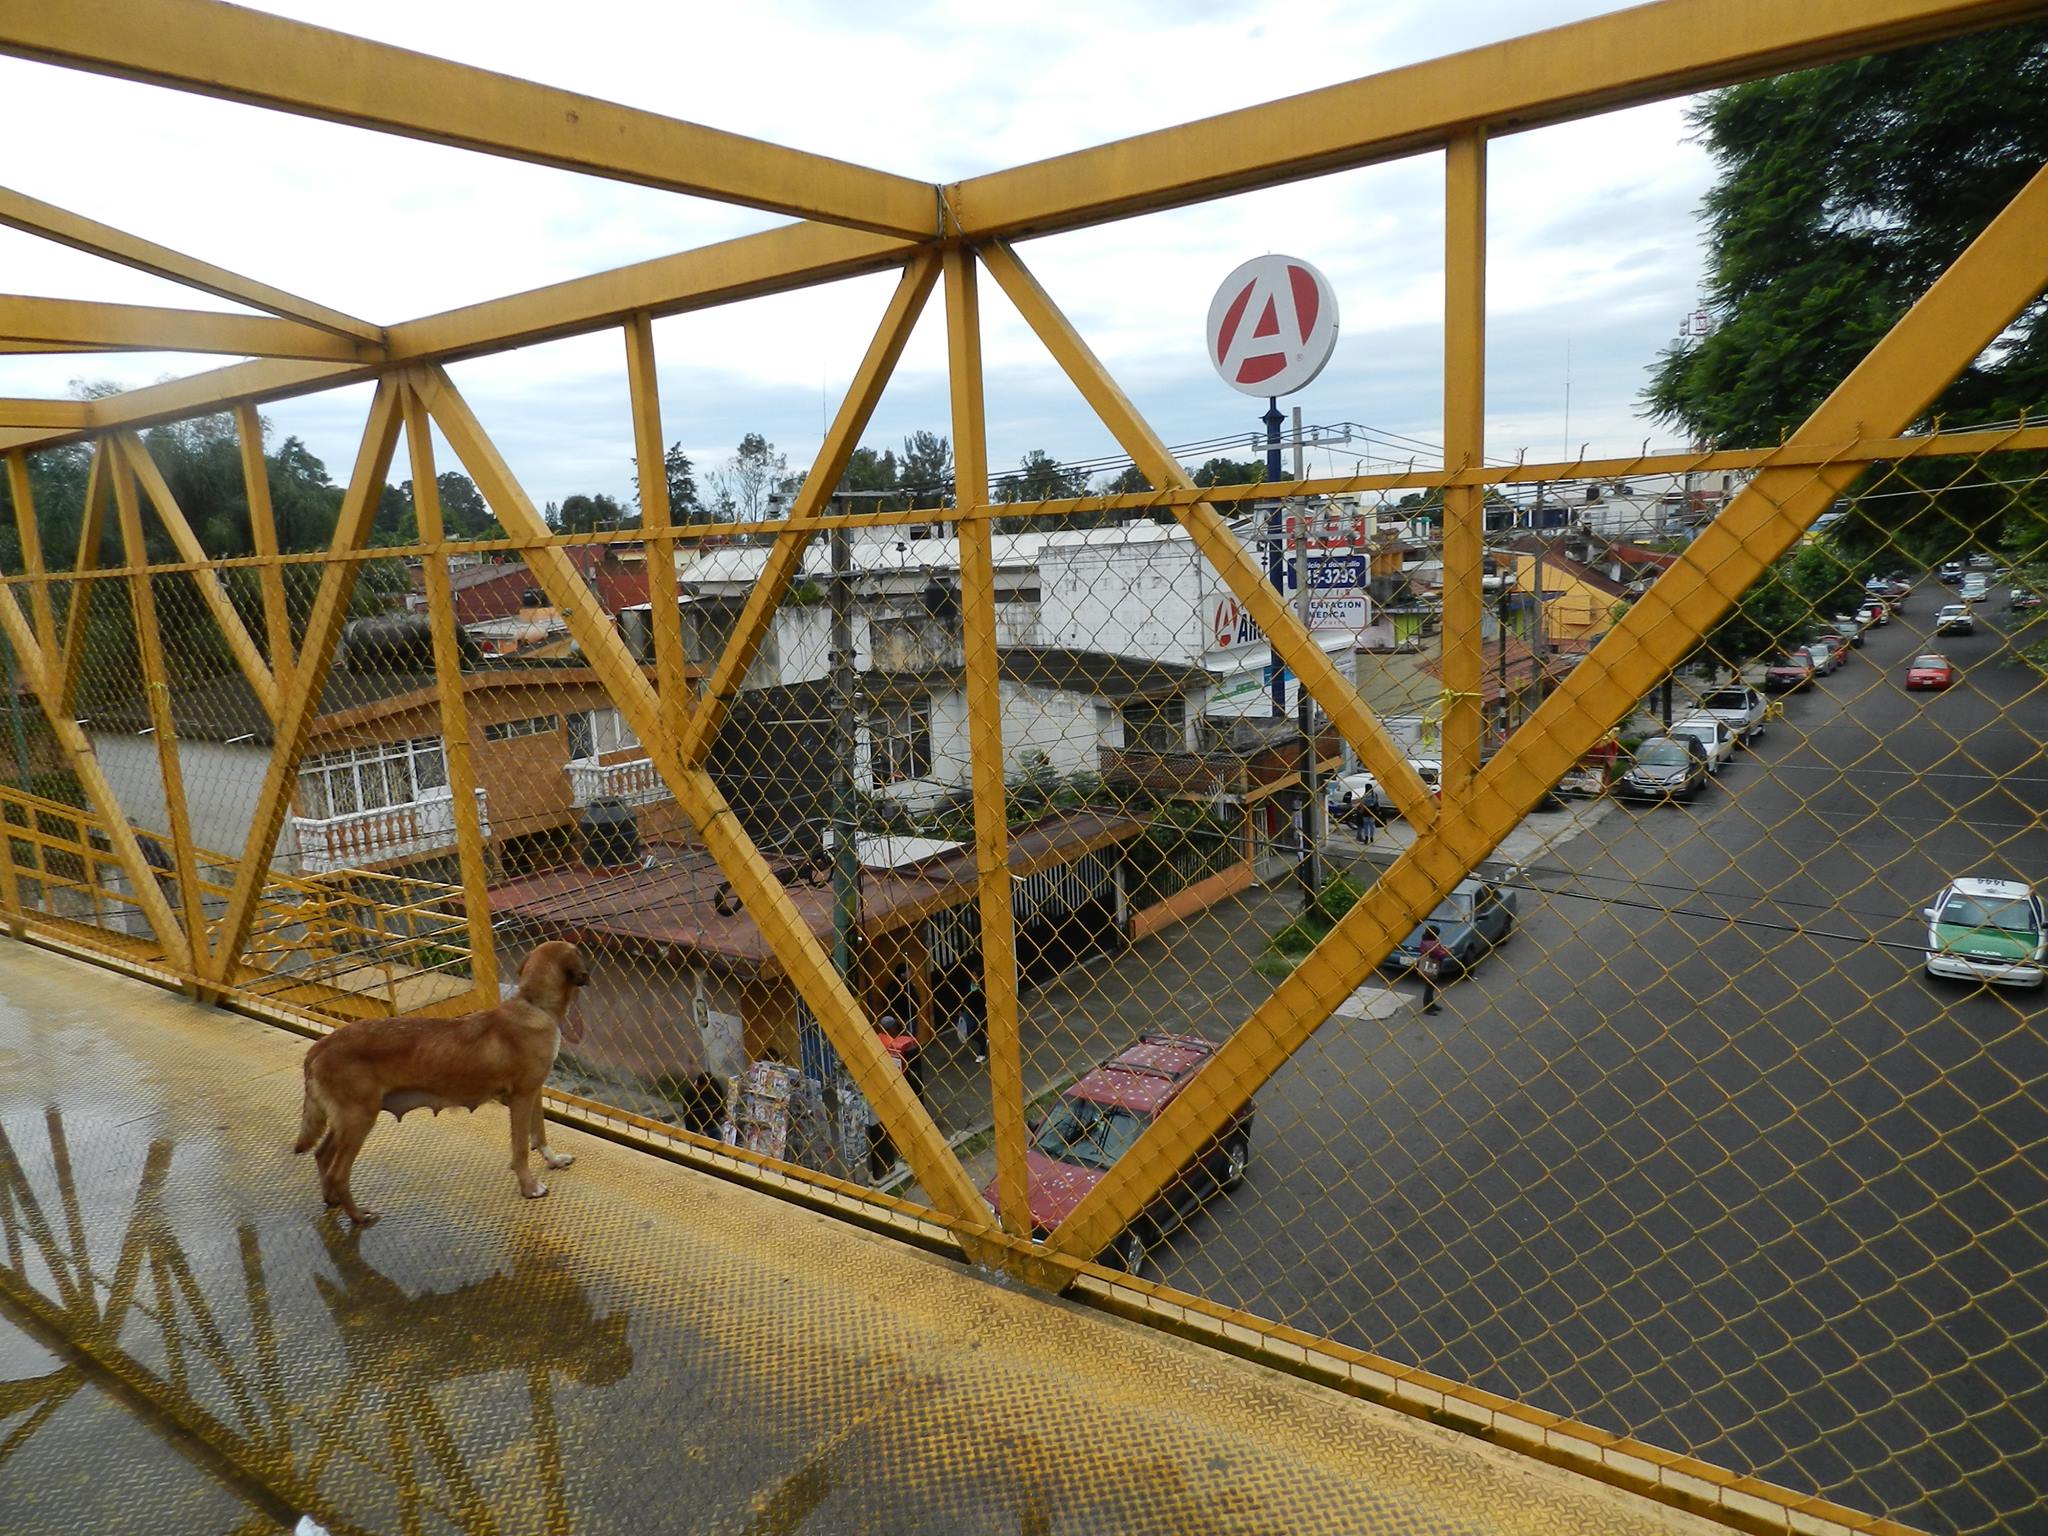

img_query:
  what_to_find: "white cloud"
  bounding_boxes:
[0,0,1716,504]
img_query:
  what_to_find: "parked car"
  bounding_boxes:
[1618,734,1711,801]
[990,1032,1253,1274]
[1939,561,1964,584]
[1764,652,1817,692]
[1325,770,1386,824]
[1906,652,1957,690]
[1384,868,1520,977]
[1668,714,1736,774]
[1816,629,1853,667]
[1801,640,1838,677]
[2011,587,2043,613]
[1856,599,1890,628]
[1830,615,1867,649]
[1923,877,2046,989]
[1699,684,1768,745]
[1935,603,1976,636]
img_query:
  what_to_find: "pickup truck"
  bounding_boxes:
[1697,683,1768,745]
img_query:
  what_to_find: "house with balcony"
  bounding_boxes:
[86,619,692,880]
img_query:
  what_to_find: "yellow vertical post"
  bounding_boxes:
[0,791,22,937]
[57,442,109,718]
[399,381,498,1007]
[109,441,210,982]
[623,313,686,743]
[1440,132,1487,799]
[235,403,294,681]
[944,247,1029,1237]
[5,449,59,658]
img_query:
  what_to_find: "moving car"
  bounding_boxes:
[1967,552,1996,569]
[1935,603,1975,636]
[1960,574,1990,604]
[1764,652,1816,692]
[1905,652,1956,690]
[1384,868,1521,977]
[1923,877,2046,989]
[990,1033,1253,1274]
[1699,683,1768,745]
[1668,714,1736,774]
[1939,561,1964,583]
[1618,734,1710,801]
[1830,615,1867,649]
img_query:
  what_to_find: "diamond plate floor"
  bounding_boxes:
[0,938,1726,1535]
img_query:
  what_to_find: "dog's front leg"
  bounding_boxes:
[509,1090,549,1199]
[530,1108,575,1171]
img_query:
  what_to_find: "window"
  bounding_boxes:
[869,700,931,785]
[1121,697,1186,754]
[484,714,559,742]
[567,708,639,761]
[296,737,449,820]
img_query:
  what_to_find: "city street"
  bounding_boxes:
[1156,597,2047,1532]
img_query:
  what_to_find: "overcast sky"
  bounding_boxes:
[0,0,1719,508]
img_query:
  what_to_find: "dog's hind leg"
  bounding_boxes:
[508,1090,549,1199]
[325,1106,381,1225]
[529,1102,574,1171]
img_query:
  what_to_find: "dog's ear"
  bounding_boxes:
[566,947,590,987]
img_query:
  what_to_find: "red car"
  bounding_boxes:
[1764,652,1816,693]
[1906,653,1957,690]
[986,1033,1253,1274]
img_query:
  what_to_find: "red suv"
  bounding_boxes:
[984,1033,1254,1274]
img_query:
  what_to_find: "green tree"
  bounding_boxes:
[1190,457,1265,489]
[898,430,952,508]
[632,442,698,521]
[1644,23,2048,566]
[708,433,788,523]
[1102,465,1151,495]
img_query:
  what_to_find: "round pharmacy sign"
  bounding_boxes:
[1206,255,1339,397]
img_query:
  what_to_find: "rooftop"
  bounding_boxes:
[483,807,1142,969]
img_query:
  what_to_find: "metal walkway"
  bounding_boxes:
[0,938,1725,1536]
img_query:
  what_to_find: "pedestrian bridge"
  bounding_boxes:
[1,3,2045,1532]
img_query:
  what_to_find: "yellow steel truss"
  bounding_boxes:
[0,4,2042,1531]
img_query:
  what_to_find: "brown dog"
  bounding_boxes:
[292,940,589,1224]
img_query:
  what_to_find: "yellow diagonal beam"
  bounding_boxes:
[0,400,90,430]
[0,184,380,342]
[205,381,403,984]
[946,0,2039,237]
[0,578,190,971]
[113,432,279,722]
[979,240,1434,829]
[233,405,292,680]
[1048,151,2048,1270]
[677,252,940,768]
[56,442,109,718]
[0,296,379,362]
[0,223,911,454]
[109,446,210,977]
[412,365,990,1229]
[4,449,56,656]
[0,0,937,238]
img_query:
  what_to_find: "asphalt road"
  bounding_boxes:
[1155,595,2048,1534]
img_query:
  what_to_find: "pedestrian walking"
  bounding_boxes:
[1353,794,1375,845]
[1416,924,1449,1015]
[953,979,988,1064]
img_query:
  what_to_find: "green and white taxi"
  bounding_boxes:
[1923,877,2047,989]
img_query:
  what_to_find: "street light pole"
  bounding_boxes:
[829,505,860,986]
[1291,406,1320,909]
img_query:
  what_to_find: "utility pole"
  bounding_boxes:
[1264,395,1286,720]
[1292,406,1320,909]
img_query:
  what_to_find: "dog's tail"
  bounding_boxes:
[292,1075,328,1155]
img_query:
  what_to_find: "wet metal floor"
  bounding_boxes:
[0,939,1725,1535]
